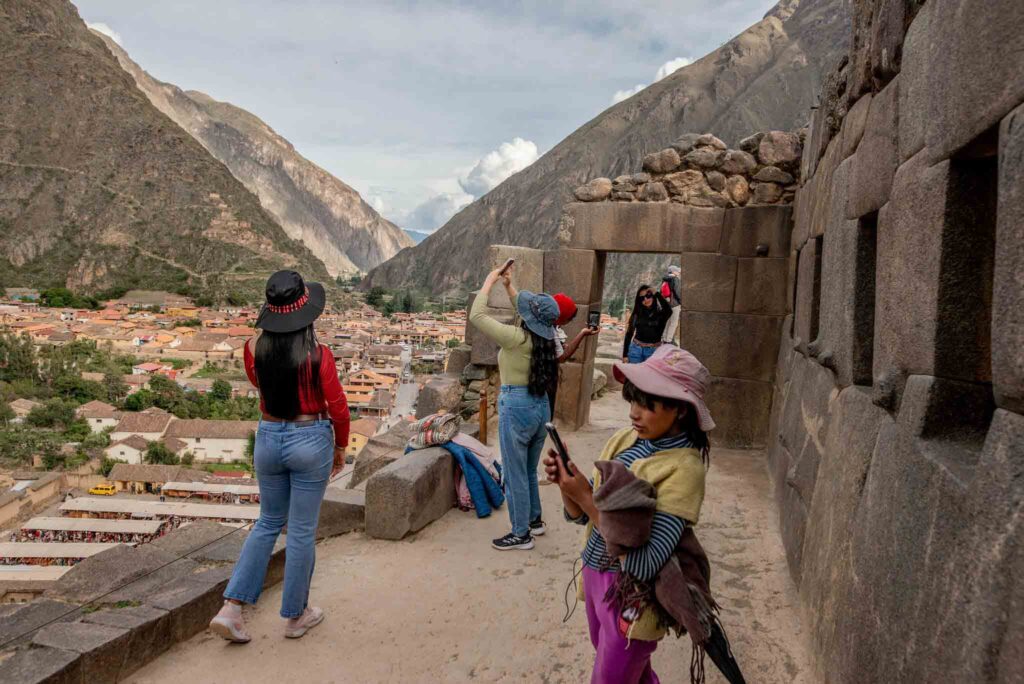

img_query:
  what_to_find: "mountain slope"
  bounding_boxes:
[0,0,330,299]
[95,32,415,278]
[405,230,431,245]
[364,0,849,296]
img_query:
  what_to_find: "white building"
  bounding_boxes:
[75,400,121,434]
[163,419,257,464]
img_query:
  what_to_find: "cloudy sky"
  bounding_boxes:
[75,1,775,234]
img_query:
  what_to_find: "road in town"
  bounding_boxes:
[381,347,419,433]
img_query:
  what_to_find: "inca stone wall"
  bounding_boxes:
[769,0,1023,681]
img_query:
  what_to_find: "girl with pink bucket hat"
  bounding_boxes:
[544,345,715,683]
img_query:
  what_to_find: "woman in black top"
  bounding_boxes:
[622,284,673,364]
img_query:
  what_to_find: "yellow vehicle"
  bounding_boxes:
[88,483,117,496]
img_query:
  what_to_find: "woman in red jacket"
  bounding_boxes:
[210,271,349,643]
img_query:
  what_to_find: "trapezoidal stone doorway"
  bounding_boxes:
[534,201,793,448]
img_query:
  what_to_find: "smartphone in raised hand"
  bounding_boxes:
[587,311,600,329]
[498,258,515,276]
[545,422,572,473]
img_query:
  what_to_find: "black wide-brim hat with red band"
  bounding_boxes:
[254,270,326,333]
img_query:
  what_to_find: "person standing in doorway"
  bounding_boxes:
[660,266,682,345]
[210,270,350,643]
[622,285,672,364]
[471,265,559,550]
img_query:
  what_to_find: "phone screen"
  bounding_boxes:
[587,311,600,329]
[498,258,515,276]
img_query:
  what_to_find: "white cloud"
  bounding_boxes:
[610,56,694,104]
[458,137,539,198]
[367,194,386,214]
[654,56,692,81]
[612,84,647,104]
[399,192,473,233]
[87,21,122,45]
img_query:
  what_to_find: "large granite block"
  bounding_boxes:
[793,238,822,355]
[0,645,81,684]
[445,345,471,376]
[679,253,736,313]
[868,0,919,90]
[555,361,594,431]
[565,202,724,253]
[873,150,997,409]
[791,185,811,252]
[799,387,892,679]
[0,599,80,648]
[718,205,792,257]
[415,375,463,418]
[994,103,1024,412]
[318,487,366,538]
[465,291,510,367]
[543,249,605,304]
[81,605,172,678]
[32,621,131,684]
[680,311,782,382]
[145,577,225,642]
[705,376,773,448]
[815,158,876,387]
[485,245,544,309]
[733,257,788,315]
[45,544,191,604]
[897,2,931,162]
[925,0,1024,164]
[846,77,899,219]
[897,374,995,447]
[840,92,872,160]
[364,447,455,540]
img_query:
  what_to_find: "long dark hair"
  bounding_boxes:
[520,321,558,399]
[254,325,321,419]
[622,379,711,464]
[628,284,652,327]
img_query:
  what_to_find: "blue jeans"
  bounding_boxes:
[224,419,333,618]
[498,386,550,537]
[627,342,658,364]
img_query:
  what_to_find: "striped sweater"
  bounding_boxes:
[567,432,693,581]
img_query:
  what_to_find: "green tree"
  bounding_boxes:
[0,333,38,384]
[103,372,129,403]
[245,431,256,461]
[144,441,179,465]
[27,398,77,429]
[210,379,233,402]
[123,389,155,412]
[99,457,123,477]
[446,338,460,349]
[149,375,188,416]
[180,451,195,466]
[365,287,387,307]
[62,418,91,443]
[0,400,13,426]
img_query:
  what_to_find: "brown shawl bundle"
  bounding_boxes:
[593,460,721,683]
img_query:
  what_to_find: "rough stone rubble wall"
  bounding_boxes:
[769,1,1024,681]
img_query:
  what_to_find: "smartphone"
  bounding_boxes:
[545,422,572,472]
[498,258,515,276]
[587,311,600,329]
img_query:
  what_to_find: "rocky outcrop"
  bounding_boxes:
[0,0,329,298]
[572,130,800,209]
[94,33,414,277]
[363,0,849,296]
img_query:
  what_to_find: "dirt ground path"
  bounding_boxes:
[129,393,812,683]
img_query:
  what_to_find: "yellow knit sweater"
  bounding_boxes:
[577,427,707,641]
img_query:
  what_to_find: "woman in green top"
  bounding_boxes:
[470,266,560,551]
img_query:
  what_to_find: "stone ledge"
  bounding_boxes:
[318,487,366,539]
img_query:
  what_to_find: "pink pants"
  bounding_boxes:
[583,566,660,684]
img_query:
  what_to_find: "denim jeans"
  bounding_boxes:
[627,342,658,365]
[498,385,550,537]
[224,419,333,618]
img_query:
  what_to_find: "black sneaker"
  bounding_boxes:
[491,532,534,551]
[529,518,546,536]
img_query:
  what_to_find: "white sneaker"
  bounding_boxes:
[285,606,325,639]
[209,602,251,643]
